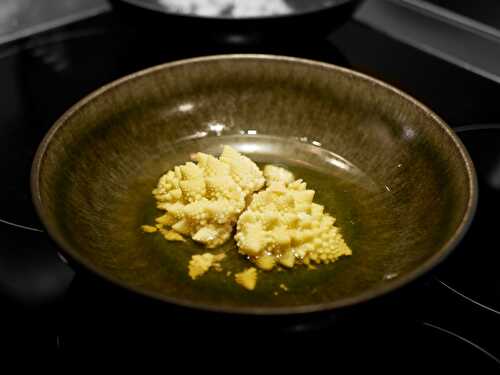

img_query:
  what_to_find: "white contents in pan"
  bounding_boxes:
[157,0,293,18]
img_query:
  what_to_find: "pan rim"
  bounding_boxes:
[30,54,478,315]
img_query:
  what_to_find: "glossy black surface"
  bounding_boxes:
[54,274,499,370]
[426,0,500,29]
[0,11,499,363]
[0,0,108,44]
[436,125,500,314]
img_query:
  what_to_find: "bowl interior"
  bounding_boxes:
[33,56,474,313]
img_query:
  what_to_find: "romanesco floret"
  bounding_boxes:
[152,146,265,248]
[235,166,352,270]
[144,156,352,289]
[263,164,295,187]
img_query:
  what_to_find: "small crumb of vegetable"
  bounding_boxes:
[188,252,226,280]
[235,267,257,290]
[214,266,222,272]
[160,228,185,242]
[141,225,157,233]
[279,283,288,292]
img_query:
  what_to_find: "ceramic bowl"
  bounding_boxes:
[32,55,477,314]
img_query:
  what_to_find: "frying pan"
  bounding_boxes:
[31,55,477,314]
[110,0,362,43]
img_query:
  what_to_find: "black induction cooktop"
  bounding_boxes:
[1,10,499,365]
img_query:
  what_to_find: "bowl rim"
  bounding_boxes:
[31,54,478,315]
[116,0,359,21]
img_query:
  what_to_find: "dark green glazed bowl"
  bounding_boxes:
[31,55,477,315]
